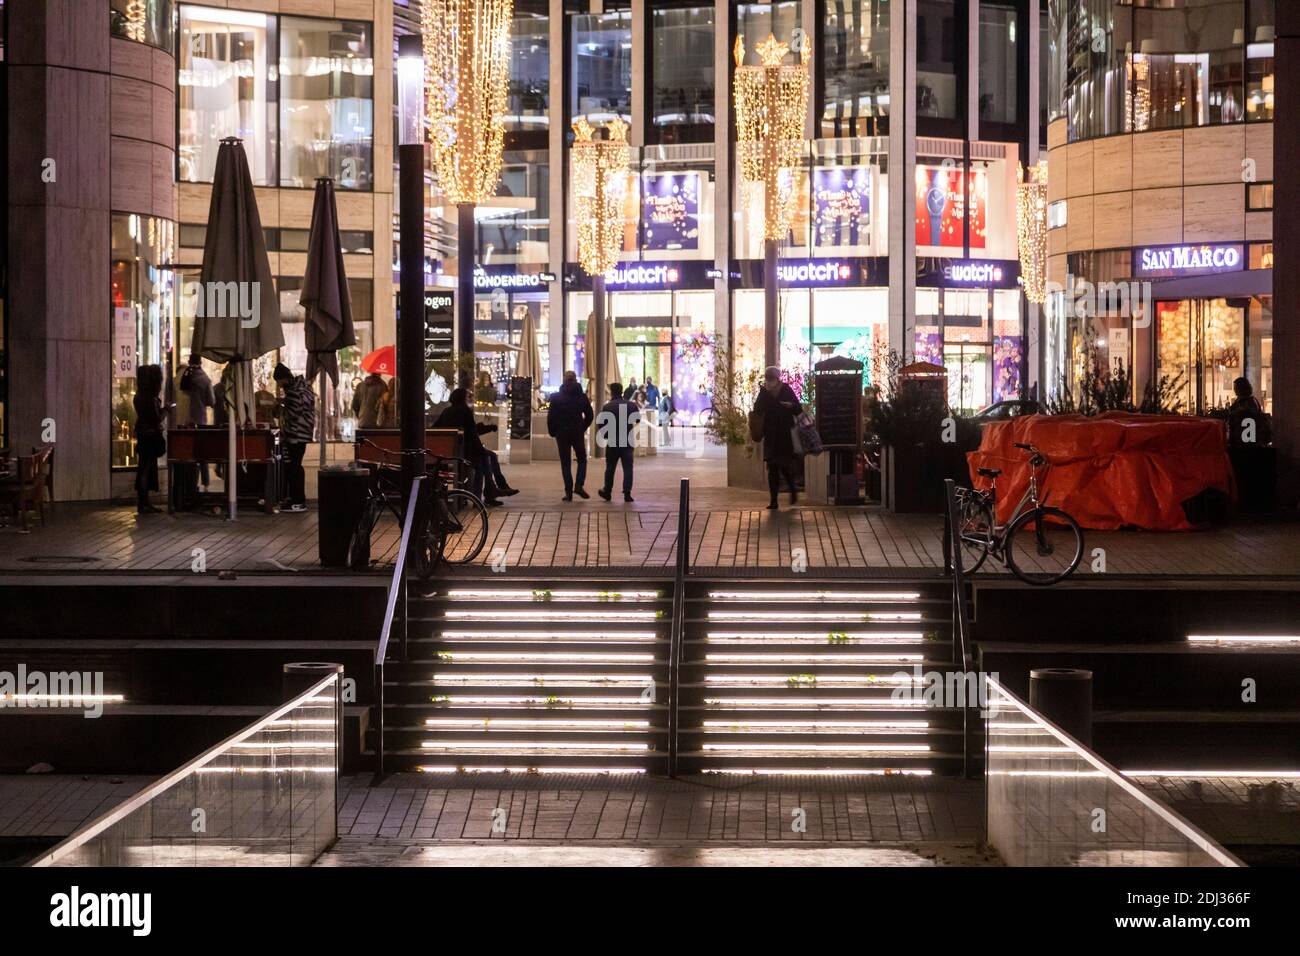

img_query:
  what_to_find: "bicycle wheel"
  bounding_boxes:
[409,488,443,582]
[949,494,992,575]
[439,489,489,565]
[347,495,384,570]
[1004,506,1084,585]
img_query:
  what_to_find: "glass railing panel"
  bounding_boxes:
[32,673,339,868]
[984,678,1239,867]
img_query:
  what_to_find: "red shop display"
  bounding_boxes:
[967,413,1234,531]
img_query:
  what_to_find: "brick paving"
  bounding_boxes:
[1134,774,1300,847]
[335,773,986,844]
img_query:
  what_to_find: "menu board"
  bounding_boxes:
[814,357,864,449]
[509,376,532,440]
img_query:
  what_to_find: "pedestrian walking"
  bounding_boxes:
[753,366,801,510]
[644,377,660,416]
[547,369,593,501]
[274,362,315,512]
[597,382,639,502]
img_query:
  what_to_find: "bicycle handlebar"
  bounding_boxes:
[355,438,474,476]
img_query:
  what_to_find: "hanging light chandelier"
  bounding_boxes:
[421,0,514,206]
[733,33,810,241]
[571,117,631,278]
[1016,160,1049,306]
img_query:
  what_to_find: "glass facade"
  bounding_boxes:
[111,0,175,51]
[1051,0,1275,142]
[278,17,373,189]
[917,0,959,119]
[650,4,716,142]
[507,3,550,138]
[979,2,1018,125]
[111,214,176,469]
[572,10,633,127]
[179,5,375,190]
[178,5,278,185]
[821,0,892,137]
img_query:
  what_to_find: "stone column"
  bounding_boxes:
[1275,5,1300,502]
[888,0,917,363]
[6,0,112,501]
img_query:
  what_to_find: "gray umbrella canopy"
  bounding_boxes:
[300,177,356,387]
[191,138,283,367]
[190,138,283,519]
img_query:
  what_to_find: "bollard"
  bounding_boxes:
[1029,667,1093,747]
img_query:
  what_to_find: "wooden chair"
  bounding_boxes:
[0,452,45,531]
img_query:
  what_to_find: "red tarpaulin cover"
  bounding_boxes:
[967,413,1234,531]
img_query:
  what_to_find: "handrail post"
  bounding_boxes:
[944,479,976,779]
[374,474,425,778]
[668,477,688,778]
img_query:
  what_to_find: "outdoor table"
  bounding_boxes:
[476,403,508,452]
[167,426,279,514]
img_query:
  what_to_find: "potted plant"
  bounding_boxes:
[702,357,767,490]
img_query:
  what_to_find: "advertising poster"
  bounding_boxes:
[813,166,871,249]
[992,335,1024,403]
[113,308,136,379]
[641,172,700,251]
[914,165,987,249]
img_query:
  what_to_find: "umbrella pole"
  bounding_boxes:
[319,368,328,470]
[228,370,238,521]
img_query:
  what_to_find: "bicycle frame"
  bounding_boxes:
[961,456,1051,557]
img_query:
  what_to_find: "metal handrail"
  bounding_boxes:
[30,671,341,866]
[943,478,976,776]
[984,676,1243,867]
[667,477,689,778]
[374,474,426,776]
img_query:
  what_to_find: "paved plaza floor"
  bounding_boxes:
[3,446,1299,576]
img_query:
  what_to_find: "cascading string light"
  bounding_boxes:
[421,0,514,206]
[733,33,810,241]
[1016,160,1049,306]
[571,117,631,278]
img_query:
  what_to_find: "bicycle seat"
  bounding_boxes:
[978,468,1002,479]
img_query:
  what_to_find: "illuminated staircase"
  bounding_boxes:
[379,581,673,774]
[676,582,969,776]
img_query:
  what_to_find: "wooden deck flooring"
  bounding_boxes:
[2,501,1299,577]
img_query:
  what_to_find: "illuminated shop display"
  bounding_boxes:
[915,165,988,249]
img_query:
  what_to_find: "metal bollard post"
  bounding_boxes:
[1029,667,1093,747]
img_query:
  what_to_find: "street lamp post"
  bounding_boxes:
[733,34,809,369]
[397,34,426,496]
[422,0,514,384]
[571,117,631,429]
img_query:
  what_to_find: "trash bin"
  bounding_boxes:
[318,465,373,568]
[1029,668,1093,746]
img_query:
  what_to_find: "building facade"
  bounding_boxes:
[2,0,392,499]
[430,0,1045,424]
[1044,0,1275,416]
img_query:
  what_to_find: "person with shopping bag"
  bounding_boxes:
[753,366,802,510]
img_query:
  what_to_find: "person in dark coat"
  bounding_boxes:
[133,364,166,515]
[754,365,801,510]
[597,382,639,502]
[273,362,316,512]
[547,370,594,501]
[351,372,388,429]
[434,388,503,506]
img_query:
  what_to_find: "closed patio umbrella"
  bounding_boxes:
[300,177,356,468]
[190,137,283,520]
[515,310,543,407]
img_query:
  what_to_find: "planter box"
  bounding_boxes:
[727,443,767,490]
[882,442,962,513]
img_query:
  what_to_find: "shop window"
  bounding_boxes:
[572,10,632,128]
[479,151,550,265]
[178,5,278,186]
[650,5,715,144]
[110,0,175,52]
[1131,0,1244,131]
[1247,296,1272,412]
[1246,182,1273,211]
[1247,0,1275,122]
[1157,298,1246,415]
[1248,242,1273,270]
[111,215,176,469]
[1048,200,1067,230]
[979,3,1019,126]
[821,0,891,138]
[278,17,373,190]
[917,0,959,120]
[507,2,550,144]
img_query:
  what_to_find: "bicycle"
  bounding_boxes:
[347,441,489,577]
[945,442,1085,586]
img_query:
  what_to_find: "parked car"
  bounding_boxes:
[970,400,1047,422]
